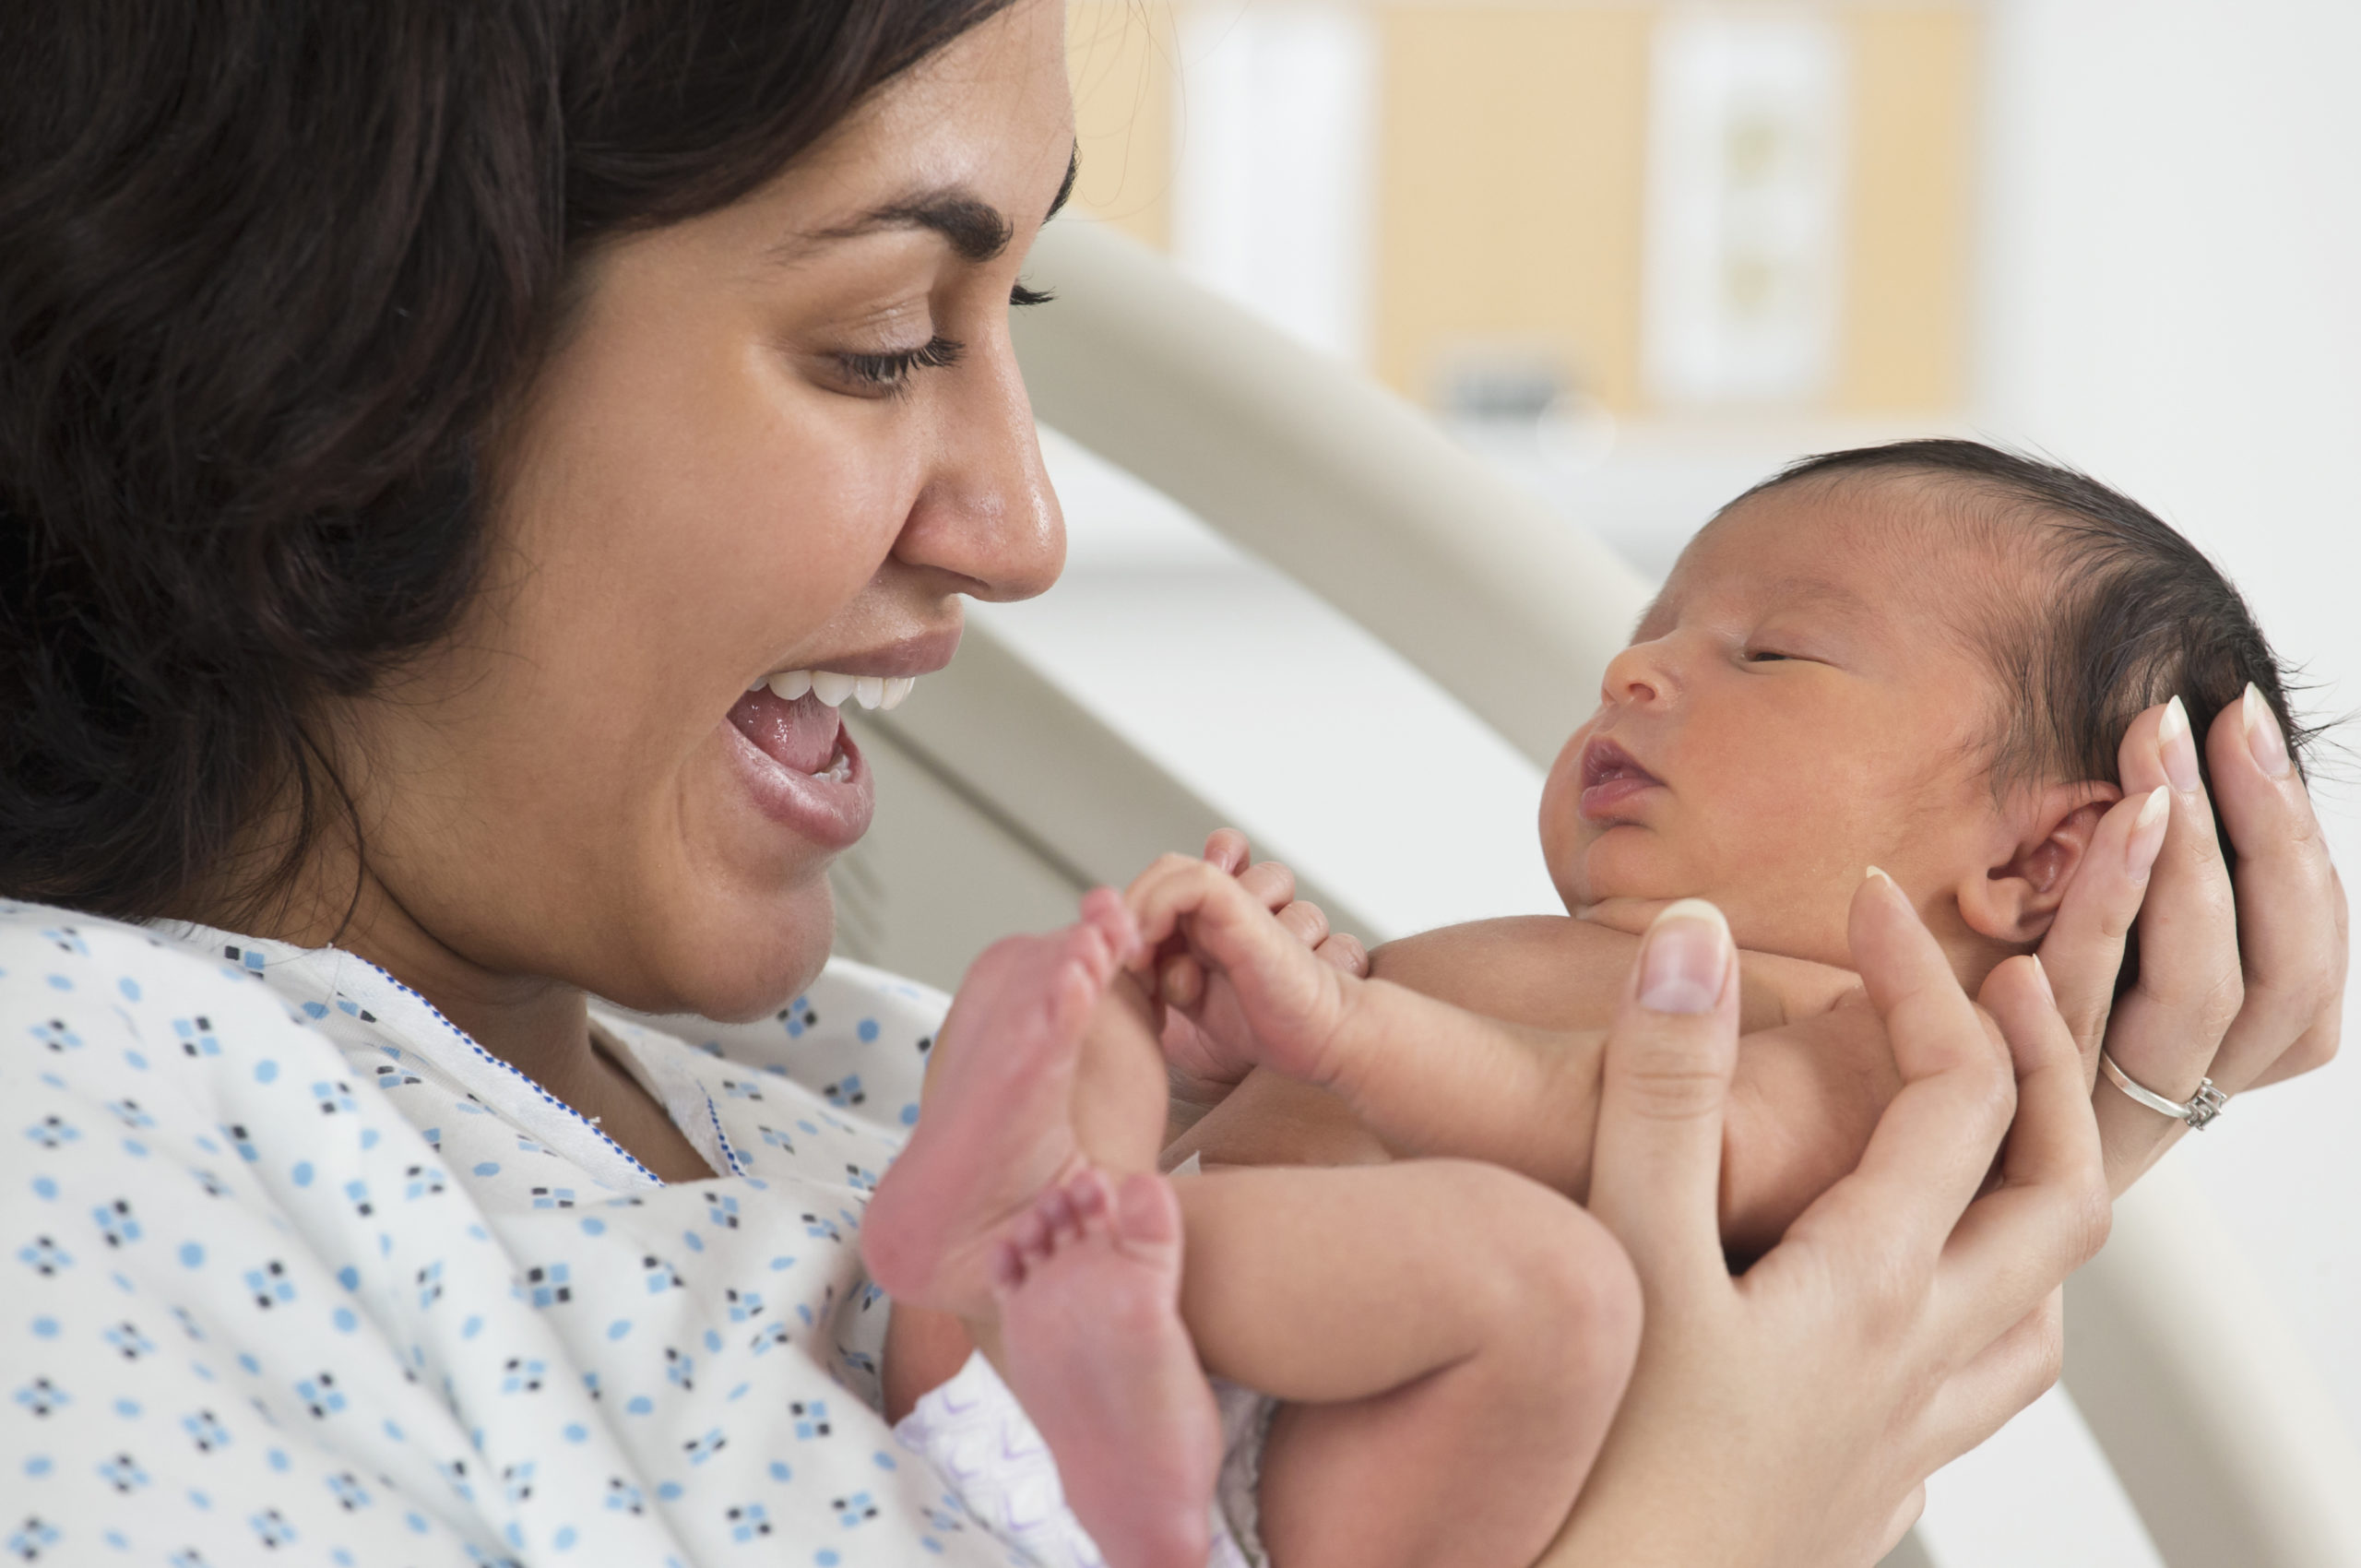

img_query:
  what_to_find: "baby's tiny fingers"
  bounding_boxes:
[1160,954,1205,1012]
[1274,898,1330,950]
[1122,853,1230,952]
[1202,828,1252,875]
[1313,932,1369,978]
[1236,859,1299,912]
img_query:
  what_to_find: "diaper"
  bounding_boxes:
[894,1349,1276,1568]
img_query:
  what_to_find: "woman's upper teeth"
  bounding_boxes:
[756,669,914,710]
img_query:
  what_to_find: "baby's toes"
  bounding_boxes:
[1111,1172,1183,1258]
[1063,1169,1113,1224]
[1076,888,1140,970]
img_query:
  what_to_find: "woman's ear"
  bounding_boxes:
[1956,782,2122,944]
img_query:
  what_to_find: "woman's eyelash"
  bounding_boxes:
[1011,279,1055,308]
[836,335,965,394]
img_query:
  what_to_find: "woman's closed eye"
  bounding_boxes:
[832,334,965,398]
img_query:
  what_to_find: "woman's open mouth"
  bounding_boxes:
[1578,736,1665,821]
[724,668,904,849]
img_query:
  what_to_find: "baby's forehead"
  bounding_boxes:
[1655,470,2031,627]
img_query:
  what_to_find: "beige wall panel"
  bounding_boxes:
[1066,3,1178,251]
[1834,6,1976,413]
[1373,6,1652,410]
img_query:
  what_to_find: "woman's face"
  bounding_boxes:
[337,0,1075,1020]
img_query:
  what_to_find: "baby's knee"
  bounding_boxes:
[1447,1164,1641,1382]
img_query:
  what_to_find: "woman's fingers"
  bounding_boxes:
[2035,785,2169,1075]
[1798,872,2016,1263]
[1923,1291,2068,1476]
[2205,690,2347,1090]
[1940,957,2109,1345]
[1585,900,1741,1299]
[2082,702,2243,1189]
[2106,702,2244,1095]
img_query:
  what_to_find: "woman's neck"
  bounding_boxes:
[185,851,718,1182]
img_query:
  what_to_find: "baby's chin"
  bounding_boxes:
[1569,895,1680,938]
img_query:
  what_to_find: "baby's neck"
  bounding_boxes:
[1572,895,2024,1001]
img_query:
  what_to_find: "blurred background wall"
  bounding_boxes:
[973,6,2361,1562]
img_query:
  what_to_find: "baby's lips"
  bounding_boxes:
[1581,734,1662,790]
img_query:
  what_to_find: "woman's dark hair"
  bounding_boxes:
[0,0,1017,921]
[1732,439,2316,867]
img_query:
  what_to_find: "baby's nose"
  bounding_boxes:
[1600,639,1672,707]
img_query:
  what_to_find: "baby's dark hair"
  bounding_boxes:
[1730,440,2313,849]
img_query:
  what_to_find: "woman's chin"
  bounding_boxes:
[604,873,839,1025]
[703,895,839,1023]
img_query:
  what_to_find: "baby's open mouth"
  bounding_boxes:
[1578,737,1663,819]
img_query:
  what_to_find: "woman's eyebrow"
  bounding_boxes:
[781,146,1080,266]
[789,189,1014,262]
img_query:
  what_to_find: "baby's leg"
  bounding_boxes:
[867,892,1220,1566]
[862,888,1164,1319]
[1178,1160,1642,1568]
[997,1168,1220,1568]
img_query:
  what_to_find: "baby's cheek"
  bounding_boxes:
[1536,767,1589,904]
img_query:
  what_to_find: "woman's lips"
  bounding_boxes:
[1578,737,1664,821]
[724,686,872,849]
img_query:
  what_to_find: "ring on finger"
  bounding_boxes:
[2100,1051,2229,1131]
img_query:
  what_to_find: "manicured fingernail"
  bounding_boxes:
[1865,865,1896,888]
[2157,696,2202,793]
[2028,953,2055,1006]
[2128,786,2169,879]
[1638,898,1730,1014]
[2243,683,2292,779]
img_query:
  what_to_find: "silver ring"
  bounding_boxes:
[2100,1051,2228,1131]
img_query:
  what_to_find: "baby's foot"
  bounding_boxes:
[997,1170,1218,1568]
[862,890,1138,1319]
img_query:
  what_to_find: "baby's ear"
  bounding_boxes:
[1957,782,2122,944]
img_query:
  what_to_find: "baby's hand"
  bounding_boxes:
[1124,852,1359,1090]
[1153,831,1367,1104]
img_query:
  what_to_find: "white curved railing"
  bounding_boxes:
[845,215,2361,1568]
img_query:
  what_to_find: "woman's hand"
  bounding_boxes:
[2035,694,2345,1193]
[1547,876,2110,1567]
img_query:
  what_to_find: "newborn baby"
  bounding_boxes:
[862,439,2309,1568]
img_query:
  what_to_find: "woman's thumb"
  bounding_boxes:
[1586,899,1742,1289]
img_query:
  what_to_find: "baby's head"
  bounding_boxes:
[1540,439,2309,983]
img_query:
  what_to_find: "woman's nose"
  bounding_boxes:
[892,331,1065,603]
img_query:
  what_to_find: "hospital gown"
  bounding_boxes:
[0,897,1040,1565]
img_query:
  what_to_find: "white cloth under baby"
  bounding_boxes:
[894,1350,1267,1568]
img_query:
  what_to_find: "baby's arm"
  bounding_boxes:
[1156,897,1901,1251]
[1370,914,1859,1033]
[1127,857,1608,1191]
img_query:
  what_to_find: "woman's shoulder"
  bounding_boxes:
[0,897,356,1122]
[0,897,301,1021]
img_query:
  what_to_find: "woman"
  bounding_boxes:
[0,1,2342,1563]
